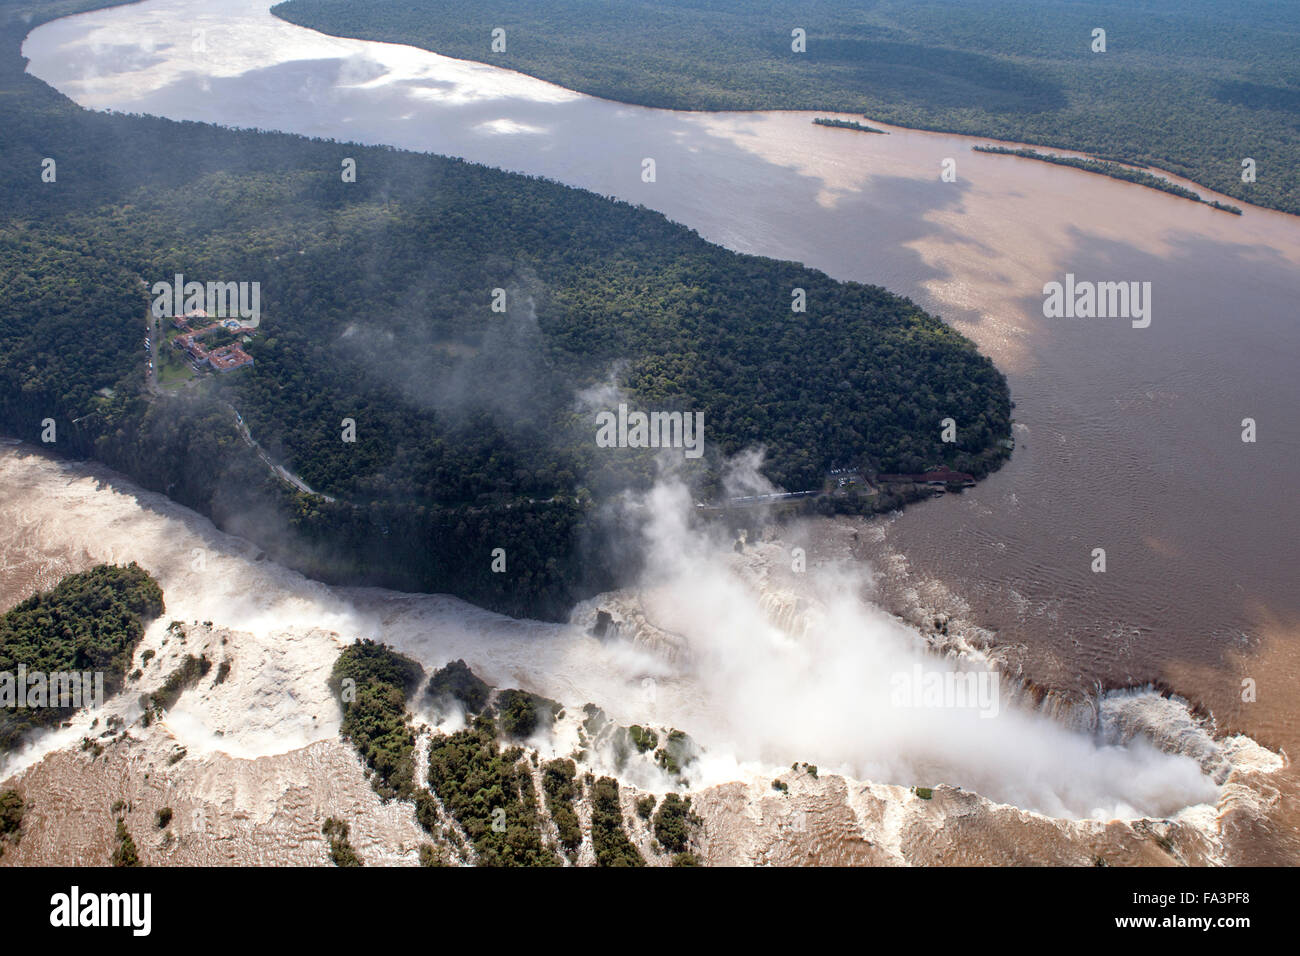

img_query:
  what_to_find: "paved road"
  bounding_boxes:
[227,404,336,503]
[145,311,159,392]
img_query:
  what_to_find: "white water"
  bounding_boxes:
[0,447,1246,820]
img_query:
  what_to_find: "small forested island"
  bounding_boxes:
[0,563,164,751]
[330,641,697,866]
[973,146,1243,214]
[813,117,887,134]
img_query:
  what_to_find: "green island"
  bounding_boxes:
[110,818,140,867]
[813,117,886,134]
[273,0,1300,217]
[328,639,424,801]
[973,146,1243,214]
[589,775,645,867]
[0,563,165,751]
[2,0,1011,620]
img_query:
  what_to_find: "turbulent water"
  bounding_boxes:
[2,446,1281,824]
[7,0,1300,850]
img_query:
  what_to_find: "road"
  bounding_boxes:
[227,405,336,503]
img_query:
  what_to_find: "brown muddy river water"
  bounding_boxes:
[15,0,1300,843]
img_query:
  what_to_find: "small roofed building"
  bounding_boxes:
[172,316,254,373]
[207,344,254,373]
[175,332,205,362]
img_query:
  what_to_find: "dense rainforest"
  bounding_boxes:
[274,0,1300,217]
[0,0,1009,619]
[0,563,164,751]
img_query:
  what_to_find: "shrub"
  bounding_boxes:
[111,820,140,867]
[628,724,658,753]
[542,759,582,856]
[322,817,362,866]
[419,843,450,867]
[0,789,24,857]
[590,777,644,867]
[655,729,697,778]
[141,654,211,716]
[426,660,490,714]
[635,795,656,821]
[652,793,698,853]
[0,790,23,836]
[495,689,538,739]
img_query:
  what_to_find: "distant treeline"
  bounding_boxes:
[274,0,1300,217]
[973,146,1243,214]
